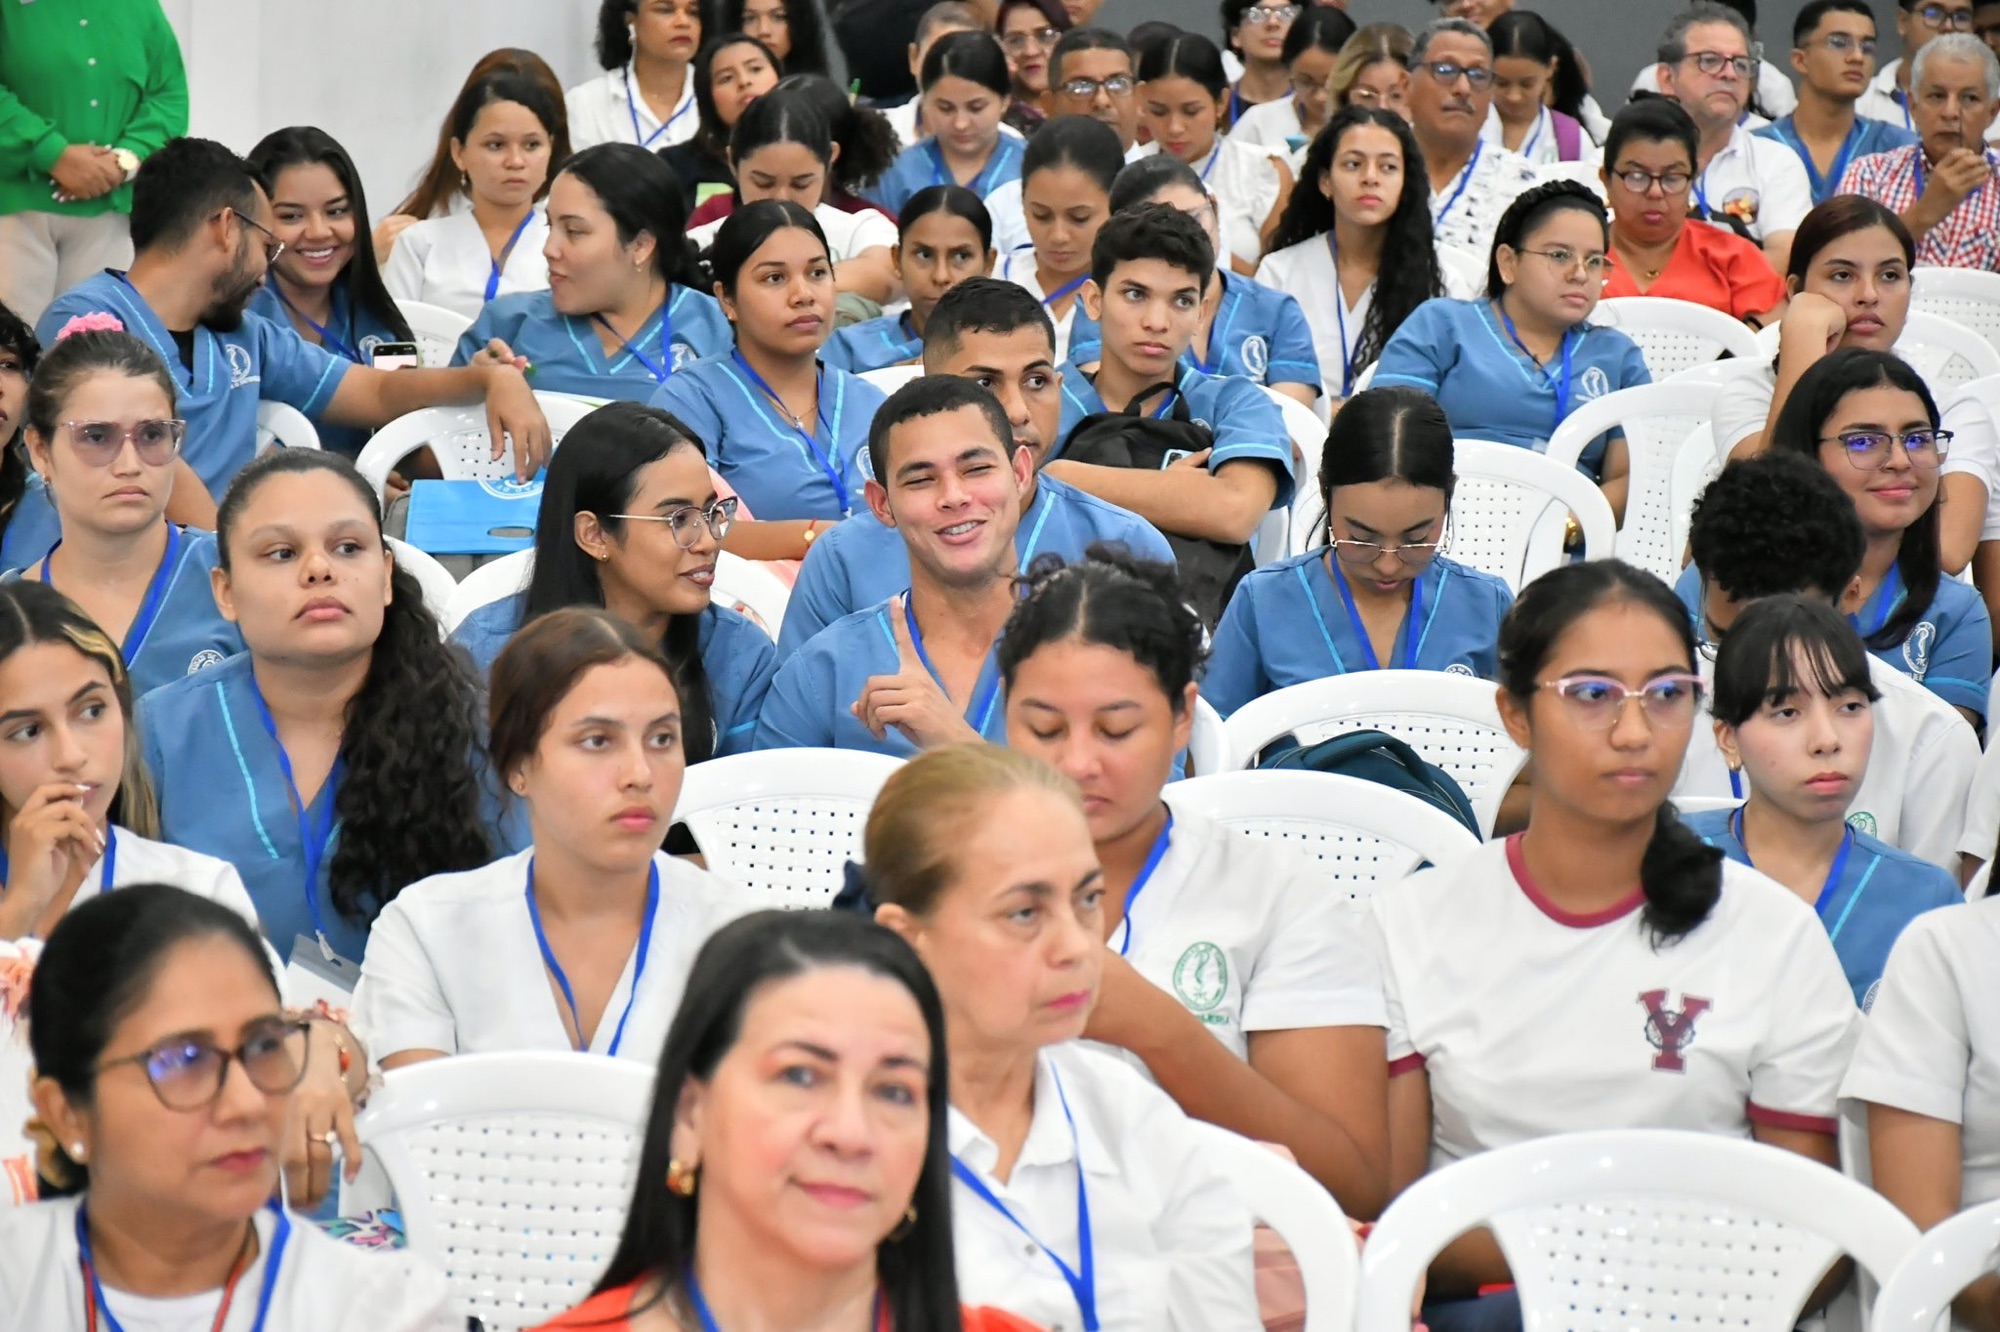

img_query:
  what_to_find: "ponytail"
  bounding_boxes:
[1643,804,1724,946]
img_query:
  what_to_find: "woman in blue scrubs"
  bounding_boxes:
[455,143,732,401]
[869,31,1026,212]
[19,331,243,696]
[821,185,995,374]
[0,303,57,572]
[137,450,512,970]
[1204,387,1513,716]
[1683,594,1962,1010]
[449,401,776,759]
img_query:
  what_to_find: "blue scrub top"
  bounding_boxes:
[647,354,886,520]
[1754,116,1918,205]
[775,472,1175,661]
[452,287,733,401]
[1203,551,1514,717]
[1069,271,1321,394]
[246,280,404,457]
[868,135,1026,214]
[1054,363,1298,509]
[754,596,1007,756]
[450,593,777,757]
[1682,808,1962,1009]
[819,312,923,373]
[40,272,353,499]
[0,476,60,574]
[1371,298,1652,479]
[136,653,527,964]
[12,527,245,696]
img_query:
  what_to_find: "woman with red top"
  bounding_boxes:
[533,909,1042,1332]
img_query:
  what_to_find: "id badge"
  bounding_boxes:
[282,933,361,1007]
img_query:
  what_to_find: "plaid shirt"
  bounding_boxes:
[1838,144,2000,270]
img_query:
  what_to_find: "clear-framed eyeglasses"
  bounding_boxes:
[606,496,740,549]
[1539,673,1707,730]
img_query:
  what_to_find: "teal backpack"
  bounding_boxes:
[1256,728,1482,837]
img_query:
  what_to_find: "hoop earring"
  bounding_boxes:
[666,1158,699,1196]
[886,1205,917,1242]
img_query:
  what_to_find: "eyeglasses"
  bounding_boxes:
[1613,167,1694,196]
[1916,3,1976,30]
[1329,528,1445,567]
[1517,246,1611,277]
[1680,50,1761,79]
[61,419,187,466]
[1417,60,1495,90]
[1059,74,1135,97]
[1002,26,1060,52]
[607,496,740,548]
[1820,428,1952,469]
[1243,4,1300,24]
[97,1018,312,1112]
[1808,33,1877,56]
[231,210,286,264]
[1539,674,1706,730]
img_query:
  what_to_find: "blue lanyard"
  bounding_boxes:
[1897,87,1914,133]
[593,300,675,383]
[484,212,537,304]
[40,524,182,668]
[902,593,1002,734]
[1731,808,1853,916]
[1518,108,1546,161]
[684,1272,885,1330]
[729,350,850,514]
[1329,557,1423,671]
[1197,142,1221,183]
[1111,814,1173,957]
[1776,118,1864,202]
[1855,564,1904,637]
[1435,141,1483,228]
[950,1067,1098,1330]
[79,1203,289,1332]
[1497,303,1576,430]
[1042,273,1088,309]
[271,285,363,363]
[248,680,342,962]
[524,857,659,1057]
[0,826,117,898]
[1325,234,1357,395]
[624,67,696,148]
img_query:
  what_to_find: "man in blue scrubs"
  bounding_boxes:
[755,376,1028,756]
[776,278,1171,659]
[37,137,552,525]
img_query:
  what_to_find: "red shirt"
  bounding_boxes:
[1603,220,1785,320]
[532,1281,1047,1331]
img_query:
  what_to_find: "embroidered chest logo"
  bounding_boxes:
[1240,335,1269,378]
[1904,621,1936,678]
[1445,663,1476,677]
[1638,988,1712,1072]
[671,342,698,370]
[1578,367,1612,402]
[186,649,226,674]
[1847,810,1878,836]
[225,344,260,390]
[1173,942,1229,1014]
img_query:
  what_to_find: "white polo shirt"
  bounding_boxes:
[1841,895,2000,1210]
[565,63,699,152]
[986,141,1147,256]
[1956,739,2000,863]
[691,200,898,265]
[1691,123,1812,243]
[1425,140,1544,267]
[383,209,552,321]
[1132,139,1285,268]
[1229,95,1306,154]
[949,1042,1260,1332]
[352,848,763,1064]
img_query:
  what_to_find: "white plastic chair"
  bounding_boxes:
[1218,671,1527,837]
[1436,246,1486,297]
[858,364,924,394]
[1168,770,1481,904]
[1756,312,2000,391]
[1912,266,2000,366]
[1672,795,1743,816]
[1448,440,1618,593]
[1545,382,1719,587]
[1356,1129,1923,1332]
[350,1052,654,1332]
[672,749,905,908]
[254,400,321,452]
[383,537,458,628]
[395,298,474,368]
[1872,1198,2000,1332]
[1350,360,1379,395]
[1189,695,1230,776]
[353,393,601,501]
[1261,385,1323,561]
[1666,357,1770,389]
[1593,297,1764,381]
[711,551,790,640]
[441,548,535,632]
[1670,421,1721,562]
[1186,1121,1359,1332]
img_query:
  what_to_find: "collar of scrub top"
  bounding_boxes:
[1727,805,1858,926]
[728,349,851,513]
[1494,300,1577,430]
[39,523,183,667]
[484,211,539,304]
[592,299,675,382]
[624,63,698,148]
[899,592,1003,733]
[1328,554,1425,671]
[525,855,660,1057]
[79,1201,289,1332]
[1771,116,1867,202]
[247,678,345,963]
[269,279,364,363]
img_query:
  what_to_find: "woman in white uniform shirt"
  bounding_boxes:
[1377,560,1858,1332]
[1136,33,1288,273]
[871,744,1259,1332]
[355,607,761,1067]
[1228,7,1353,155]
[2,886,456,1331]
[384,70,562,321]
[568,0,703,153]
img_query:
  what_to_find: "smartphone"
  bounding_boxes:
[371,341,422,370]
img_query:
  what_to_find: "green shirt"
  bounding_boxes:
[0,0,187,218]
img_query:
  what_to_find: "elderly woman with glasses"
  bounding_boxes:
[996,0,1071,134]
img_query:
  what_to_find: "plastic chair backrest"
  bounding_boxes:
[1911,267,2000,366]
[1356,1129,1923,1332]
[1593,296,1764,380]
[1669,421,1720,561]
[1671,795,1743,816]
[441,549,536,633]
[394,299,474,368]
[1545,382,1718,587]
[254,400,321,453]
[1755,312,2000,391]
[352,394,600,500]
[1872,1198,2000,1332]
[383,537,459,629]
[672,749,905,907]
[1436,246,1486,296]
[710,552,790,640]
[1189,695,1231,776]
[1448,440,1617,592]
[351,1051,654,1332]
[858,364,924,394]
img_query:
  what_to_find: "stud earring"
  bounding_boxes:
[887,1205,917,1241]
[667,1157,699,1196]
[69,1142,86,1162]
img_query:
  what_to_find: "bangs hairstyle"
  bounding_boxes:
[921,29,1012,96]
[395,49,570,220]
[1313,387,1454,544]
[691,34,783,157]
[708,198,829,297]
[488,606,680,778]
[774,73,902,195]
[1603,97,1699,176]
[1023,115,1125,194]
[997,545,1207,710]
[1136,30,1229,98]
[1709,593,1881,729]
[1784,195,1913,289]
[1487,179,1606,298]
[558,144,709,291]
[898,184,993,249]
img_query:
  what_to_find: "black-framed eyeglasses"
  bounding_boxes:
[1002,26,1060,51]
[1820,428,1952,469]
[97,1018,312,1112]
[1418,60,1494,90]
[1614,167,1693,196]
[61,418,187,466]
[607,496,740,549]
[1916,3,1976,30]
[230,210,286,264]
[1681,50,1761,79]
[1539,673,1707,730]
[1059,74,1135,97]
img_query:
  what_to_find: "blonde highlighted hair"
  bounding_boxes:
[1329,23,1413,106]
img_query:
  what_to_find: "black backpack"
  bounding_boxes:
[1257,728,1482,837]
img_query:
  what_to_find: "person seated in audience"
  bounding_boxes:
[649,201,887,558]
[1630,0,1801,124]
[996,116,1122,363]
[454,144,731,401]
[997,0,1071,135]
[821,186,997,373]
[1329,24,1413,121]
[1000,551,1390,1215]
[0,304,58,571]
[245,128,417,459]
[1600,99,1788,326]
[755,377,1025,754]
[713,0,835,78]
[985,28,1146,254]
[1684,594,1961,1009]
[37,138,554,527]
[1756,1,1918,208]
[1404,18,1542,263]
[885,2,992,150]
[449,402,776,755]
[1379,559,1859,1332]
[383,70,564,321]
[1047,206,1293,552]
[1656,2,1813,272]
[357,608,762,1068]
[770,73,908,221]
[3,887,454,1329]
[1372,181,1650,514]
[1134,32,1288,273]
[868,744,1261,1329]
[1229,7,1354,156]
[567,0,704,153]
[15,331,242,695]
[659,34,785,213]
[872,33,1027,213]
[1205,388,1513,714]
[1481,13,1599,167]
[1258,107,1457,402]
[533,909,1038,1332]
[1222,0,1302,119]
[1857,0,1978,134]
[1839,33,2000,271]
[1677,452,1976,872]
[137,450,515,973]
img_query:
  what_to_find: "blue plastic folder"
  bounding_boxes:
[405,474,545,555]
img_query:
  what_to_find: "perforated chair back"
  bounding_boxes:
[395,299,474,368]
[1546,382,1718,586]
[383,538,459,629]
[1912,267,2000,366]
[1593,297,1764,380]
[1447,440,1616,593]
[1185,1122,1359,1332]
[255,400,321,452]
[672,749,904,908]
[441,549,535,632]
[1356,1129,1922,1332]
[1189,695,1231,776]
[1872,1198,2000,1332]
[858,364,924,394]
[353,394,600,501]
[352,1052,654,1331]
[711,552,790,640]
[1218,671,1527,836]
[1670,422,1721,560]
[1756,312,2000,392]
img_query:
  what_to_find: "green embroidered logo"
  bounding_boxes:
[1846,811,1878,836]
[1172,942,1228,1012]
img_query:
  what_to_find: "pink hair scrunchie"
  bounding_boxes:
[53,312,125,341]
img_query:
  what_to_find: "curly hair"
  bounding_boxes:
[998,544,1208,707]
[1687,452,1865,605]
